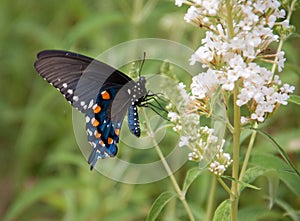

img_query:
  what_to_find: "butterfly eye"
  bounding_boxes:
[140,76,146,83]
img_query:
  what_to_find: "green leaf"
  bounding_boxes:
[278,169,300,197]
[146,191,176,221]
[255,128,300,153]
[275,198,300,221]
[238,206,280,221]
[240,128,253,145]
[251,154,300,196]
[288,94,300,105]
[251,153,287,170]
[182,167,202,194]
[221,175,260,191]
[240,166,269,193]
[213,199,231,221]
[266,171,280,209]
[253,128,300,177]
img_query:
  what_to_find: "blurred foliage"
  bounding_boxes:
[0,0,300,220]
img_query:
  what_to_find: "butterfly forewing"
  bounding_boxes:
[34,50,129,113]
[35,51,92,105]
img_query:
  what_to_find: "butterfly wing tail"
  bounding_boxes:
[87,143,118,170]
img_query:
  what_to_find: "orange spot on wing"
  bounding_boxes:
[94,131,101,138]
[101,90,110,100]
[108,137,113,145]
[93,105,101,114]
[114,128,120,136]
[92,118,99,127]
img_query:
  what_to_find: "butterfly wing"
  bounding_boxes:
[86,75,136,169]
[34,50,134,169]
[34,50,131,113]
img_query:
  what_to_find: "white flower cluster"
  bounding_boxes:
[186,127,232,176]
[191,69,219,99]
[165,82,232,174]
[160,73,226,169]
[176,0,221,21]
[186,126,218,162]
[208,140,233,176]
[176,0,294,123]
[166,83,194,129]
[166,82,192,115]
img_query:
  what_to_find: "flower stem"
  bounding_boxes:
[225,0,234,39]
[206,175,217,221]
[225,0,240,220]
[231,81,241,221]
[142,109,195,221]
[238,123,258,187]
[218,177,233,197]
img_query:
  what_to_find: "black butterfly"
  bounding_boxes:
[34,50,163,170]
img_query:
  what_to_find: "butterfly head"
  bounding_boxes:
[139,76,146,84]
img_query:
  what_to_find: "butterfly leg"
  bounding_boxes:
[142,93,168,114]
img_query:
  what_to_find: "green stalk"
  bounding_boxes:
[225,0,235,38]
[206,175,217,221]
[225,0,240,220]
[142,109,195,221]
[218,177,234,197]
[231,81,241,221]
[238,123,258,188]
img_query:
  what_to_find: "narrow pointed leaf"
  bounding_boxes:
[240,166,269,193]
[266,171,280,209]
[222,175,260,190]
[275,198,299,221]
[146,191,176,221]
[213,199,230,221]
[182,167,202,194]
[253,128,300,177]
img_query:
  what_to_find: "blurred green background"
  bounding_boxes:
[1,0,300,220]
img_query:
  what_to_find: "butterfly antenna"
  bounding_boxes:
[138,52,146,78]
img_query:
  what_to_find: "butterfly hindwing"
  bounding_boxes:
[85,77,148,170]
[85,83,133,170]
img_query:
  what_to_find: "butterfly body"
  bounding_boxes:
[34,50,149,170]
